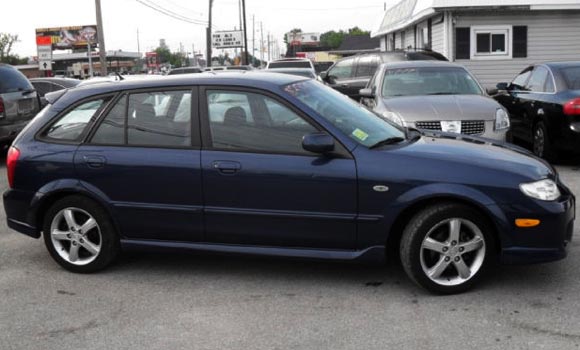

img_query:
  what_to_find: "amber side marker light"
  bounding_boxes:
[515,219,541,228]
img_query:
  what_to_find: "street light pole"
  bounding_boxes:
[95,0,107,76]
[206,0,213,67]
[241,0,249,65]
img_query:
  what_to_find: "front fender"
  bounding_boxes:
[383,183,512,247]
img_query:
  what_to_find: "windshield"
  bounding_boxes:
[560,66,580,90]
[284,80,405,147]
[382,67,483,97]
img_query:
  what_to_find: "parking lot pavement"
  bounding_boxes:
[0,160,578,350]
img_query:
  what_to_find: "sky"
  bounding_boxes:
[1,0,389,59]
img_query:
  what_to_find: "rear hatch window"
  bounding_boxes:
[269,61,311,69]
[0,66,34,93]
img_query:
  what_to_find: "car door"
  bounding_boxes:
[351,55,380,100]
[199,87,358,249]
[496,68,533,140]
[74,87,204,242]
[519,66,558,139]
[325,57,357,97]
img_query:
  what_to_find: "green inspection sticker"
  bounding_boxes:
[352,128,369,141]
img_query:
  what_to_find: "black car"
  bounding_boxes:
[494,62,580,160]
[320,50,448,100]
[30,77,81,107]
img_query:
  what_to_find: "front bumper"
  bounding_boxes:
[497,194,575,264]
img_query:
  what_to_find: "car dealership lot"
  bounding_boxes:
[0,160,578,350]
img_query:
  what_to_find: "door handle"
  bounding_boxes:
[212,161,241,175]
[340,84,348,88]
[83,155,106,169]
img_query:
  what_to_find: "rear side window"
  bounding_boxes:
[42,98,109,141]
[355,56,379,78]
[91,90,192,147]
[0,66,33,93]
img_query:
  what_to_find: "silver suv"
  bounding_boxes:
[0,64,39,144]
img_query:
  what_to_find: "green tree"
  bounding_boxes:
[320,27,370,49]
[0,33,20,63]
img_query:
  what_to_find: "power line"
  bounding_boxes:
[135,0,209,25]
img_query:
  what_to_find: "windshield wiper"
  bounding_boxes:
[369,137,406,149]
[427,92,460,95]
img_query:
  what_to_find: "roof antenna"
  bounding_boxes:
[115,72,125,81]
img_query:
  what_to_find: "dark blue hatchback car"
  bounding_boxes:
[3,72,575,294]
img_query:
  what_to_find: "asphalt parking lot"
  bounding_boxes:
[0,157,579,350]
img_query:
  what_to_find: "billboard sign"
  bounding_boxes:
[35,25,98,50]
[146,52,159,69]
[212,31,243,49]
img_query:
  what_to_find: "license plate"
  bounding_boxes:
[440,121,461,133]
[18,99,33,114]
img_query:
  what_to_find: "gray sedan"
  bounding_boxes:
[360,61,510,141]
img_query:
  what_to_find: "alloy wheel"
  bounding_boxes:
[50,207,102,266]
[419,218,486,286]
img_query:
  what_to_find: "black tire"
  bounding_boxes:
[43,195,120,273]
[533,121,556,161]
[400,202,496,294]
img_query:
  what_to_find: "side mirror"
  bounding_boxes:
[319,71,328,81]
[302,133,335,154]
[39,96,48,108]
[359,88,374,98]
[496,82,509,91]
[486,87,498,96]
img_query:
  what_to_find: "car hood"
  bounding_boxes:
[382,95,500,122]
[384,133,554,182]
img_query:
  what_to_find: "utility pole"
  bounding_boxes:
[241,0,249,65]
[251,15,255,66]
[95,0,107,76]
[267,32,271,62]
[206,0,213,67]
[260,22,264,67]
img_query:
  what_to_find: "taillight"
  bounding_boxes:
[563,98,580,116]
[0,97,4,115]
[7,146,20,188]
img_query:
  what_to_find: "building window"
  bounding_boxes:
[470,26,511,60]
[417,23,429,49]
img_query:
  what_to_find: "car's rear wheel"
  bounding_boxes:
[400,203,495,294]
[43,196,120,273]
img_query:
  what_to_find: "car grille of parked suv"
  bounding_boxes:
[415,120,485,135]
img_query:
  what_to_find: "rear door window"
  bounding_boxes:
[91,90,192,147]
[526,66,550,92]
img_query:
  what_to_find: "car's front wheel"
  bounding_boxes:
[43,195,120,273]
[400,203,495,294]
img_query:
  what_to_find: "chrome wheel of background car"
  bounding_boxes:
[50,207,102,266]
[419,218,486,287]
[533,126,545,157]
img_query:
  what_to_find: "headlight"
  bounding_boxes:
[520,179,560,201]
[382,111,406,127]
[494,108,510,131]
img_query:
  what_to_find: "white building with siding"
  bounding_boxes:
[371,0,580,87]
